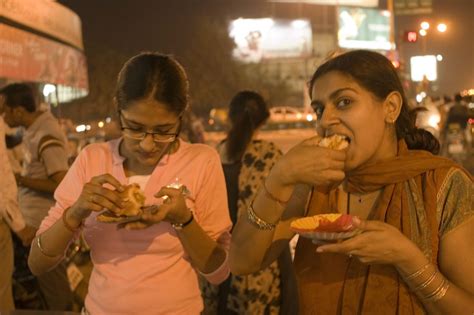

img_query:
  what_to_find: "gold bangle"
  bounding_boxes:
[423,278,450,302]
[263,181,289,207]
[247,200,278,230]
[37,234,61,258]
[403,262,431,281]
[413,269,438,292]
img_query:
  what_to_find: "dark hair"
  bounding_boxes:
[309,50,439,154]
[226,91,270,161]
[454,93,462,102]
[115,52,189,115]
[0,83,36,112]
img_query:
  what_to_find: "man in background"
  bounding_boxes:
[0,95,36,311]
[0,83,73,311]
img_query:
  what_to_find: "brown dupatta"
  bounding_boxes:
[293,140,469,314]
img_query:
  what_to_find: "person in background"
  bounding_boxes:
[201,91,297,314]
[230,50,473,314]
[445,93,469,131]
[28,52,232,315]
[1,83,73,311]
[0,95,36,311]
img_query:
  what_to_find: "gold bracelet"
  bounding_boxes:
[247,200,278,230]
[263,181,289,207]
[37,234,61,258]
[413,269,438,292]
[423,278,450,302]
[404,262,431,281]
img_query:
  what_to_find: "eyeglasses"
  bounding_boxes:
[118,111,181,143]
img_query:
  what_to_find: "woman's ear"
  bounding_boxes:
[383,91,403,124]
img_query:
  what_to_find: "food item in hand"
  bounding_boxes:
[318,134,349,150]
[96,183,146,222]
[290,213,355,233]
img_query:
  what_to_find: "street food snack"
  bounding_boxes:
[290,213,359,241]
[97,183,146,222]
[318,134,349,150]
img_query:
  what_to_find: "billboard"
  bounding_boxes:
[268,0,378,7]
[394,0,433,15]
[338,7,392,51]
[0,24,88,90]
[410,55,437,82]
[229,18,312,63]
[0,0,84,50]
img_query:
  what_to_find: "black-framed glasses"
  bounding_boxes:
[118,111,181,143]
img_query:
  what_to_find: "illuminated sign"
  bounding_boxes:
[268,0,378,7]
[405,31,418,42]
[394,0,433,15]
[410,55,437,82]
[0,24,88,90]
[229,18,312,63]
[0,0,84,50]
[337,7,393,51]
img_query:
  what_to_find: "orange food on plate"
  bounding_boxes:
[290,213,355,233]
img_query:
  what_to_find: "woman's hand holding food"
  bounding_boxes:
[124,186,191,230]
[268,135,347,190]
[316,218,424,268]
[69,174,125,224]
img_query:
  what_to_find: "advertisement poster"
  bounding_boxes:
[0,24,88,90]
[229,18,312,63]
[338,7,393,51]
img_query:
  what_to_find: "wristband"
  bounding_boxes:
[172,211,194,230]
[263,181,289,207]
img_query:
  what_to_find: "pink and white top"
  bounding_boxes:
[38,138,232,315]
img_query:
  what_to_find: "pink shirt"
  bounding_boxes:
[38,139,232,314]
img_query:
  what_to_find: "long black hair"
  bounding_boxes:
[309,50,439,154]
[226,91,270,161]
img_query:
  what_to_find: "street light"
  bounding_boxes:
[420,21,430,30]
[419,29,428,37]
[437,23,447,33]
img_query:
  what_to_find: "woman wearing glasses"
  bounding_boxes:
[28,52,232,314]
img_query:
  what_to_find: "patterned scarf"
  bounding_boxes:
[294,140,468,314]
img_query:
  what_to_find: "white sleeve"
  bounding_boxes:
[0,118,25,232]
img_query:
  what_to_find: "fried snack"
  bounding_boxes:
[96,183,146,222]
[318,134,349,150]
[290,213,355,233]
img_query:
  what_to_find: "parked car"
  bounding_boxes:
[269,106,316,122]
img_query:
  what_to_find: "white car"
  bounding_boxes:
[269,106,316,122]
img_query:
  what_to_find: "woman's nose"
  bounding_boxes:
[139,134,156,152]
[319,106,339,129]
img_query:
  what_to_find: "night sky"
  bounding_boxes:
[59,0,473,96]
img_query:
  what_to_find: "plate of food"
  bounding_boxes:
[290,213,361,243]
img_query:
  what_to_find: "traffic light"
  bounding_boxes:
[404,31,418,43]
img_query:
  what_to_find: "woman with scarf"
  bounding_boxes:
[229,50,474,314]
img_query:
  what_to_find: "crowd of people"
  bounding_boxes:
[0,49,472,315]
